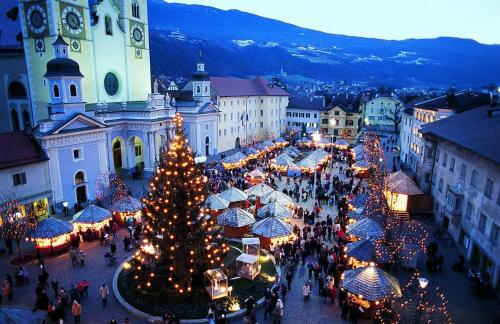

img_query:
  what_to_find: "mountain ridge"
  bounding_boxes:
[147,0,500,87]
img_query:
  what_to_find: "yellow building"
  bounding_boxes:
[319,95,365,144]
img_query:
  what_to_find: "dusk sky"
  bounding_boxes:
[167,0,500,45]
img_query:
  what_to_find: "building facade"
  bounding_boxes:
[419,105,500,289]
[320,95,365,144]
[285,96,325,133]
[399,107,413,165]
[19,0,151,123]
[364,95,402,132]
[408,91,490,174]
[0,132,52,219]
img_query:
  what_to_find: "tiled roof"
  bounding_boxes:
[0,132,48,170]
[287,96,326,110]
[210,76,289,97]
[421,105,500,164]
[329,94,363,113]
[414,91,490,112]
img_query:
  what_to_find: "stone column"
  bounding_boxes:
[98,138,109,174]
[147,131,156,171]
[47,148,64,204]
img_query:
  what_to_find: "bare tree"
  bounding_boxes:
[0,196,37,260]
[384,102,402,134]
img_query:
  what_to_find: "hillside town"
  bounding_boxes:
[0,0,499,323]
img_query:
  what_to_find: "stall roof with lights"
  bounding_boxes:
[73,204,112,224]
[341,265,402,301]
[246,182,274,198]
[221,152,247,164]
[261,191,294,206]
[30,217,73,239]
[110,195,142,213]
[205,194,230,210]
[219,187,248,203]
[347,217,384,239]
[252,216,293,238]
[387,171,423,195]
[217,208,255,227]
[345,238,391,263]
[256,201,293,219]
[272,154,297,167]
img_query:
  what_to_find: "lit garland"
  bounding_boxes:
[357,133,430,266]
[129,113,229,295]
[374,270,452,323]
[95,172,128,206]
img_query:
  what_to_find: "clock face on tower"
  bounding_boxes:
[25,3,49,36]
[130,23,145,48]
[60,5,85,38]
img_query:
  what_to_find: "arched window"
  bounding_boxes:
[11,110,20,131]
[53,84,60,98]
[22,110,30,129]
[196,85,201,93]
[205,136,210,156]
[205,86,208,93]
[8,81,27,98]
[70,84,77,97]
[75,171,85,185]
[132,2,140,18]
[105,16,113,35]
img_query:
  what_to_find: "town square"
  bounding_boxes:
[0,0,499,323]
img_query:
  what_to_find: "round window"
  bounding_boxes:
[104,72,119,96]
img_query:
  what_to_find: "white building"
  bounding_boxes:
[0,132,52,218]
[399,106,413,165]
[408,91,490,174]
[419,105,500,289]
[179,66,289,154]
[286,96,325,133]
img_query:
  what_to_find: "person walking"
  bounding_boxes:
[71,300,82,323]
[302,281,311,300]
[273,298,284,324]
[51,278,59,298]
[285,270,293,290]
[3,275,12,301]
[99,283,110,308]
[110,240,117,255]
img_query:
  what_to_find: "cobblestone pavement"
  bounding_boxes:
[0,228,147,323]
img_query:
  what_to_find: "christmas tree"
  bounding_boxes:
[0,197,37,259]
[130,113,227,294]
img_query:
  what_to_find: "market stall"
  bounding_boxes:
[252,216,294,250]
[346,217,384,240]
[244,170,268,186]
[334,139,350,150]
[72,204,112,233]
[282,146,300,158]
[262,140,276,151]
[256,201,293,220]
[110,195,142,226]
[270,154,297,173]
[385,171,423,214]
[221,152,248,170]
[260,190,294,207]
[274,137,289,147]
[340,264,402,318]
[351,144,365,161]
[296,137,311,147]
[218,187,249,208]
[205,194,230,221]
[348,194,368,211]
[344,238,391,267]
[29,217,74,256]
[352,160,370,177]
[204,269,228,300]
[246,183,274,199]
[297,157,318,173]
[216,208,256,238]
[244,147,261,160]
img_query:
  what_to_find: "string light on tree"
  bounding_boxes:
[129,113,228,295]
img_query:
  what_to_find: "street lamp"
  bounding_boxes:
[62,201,69,220]
[418,277,429,289]
[311,132,321,204]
